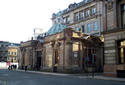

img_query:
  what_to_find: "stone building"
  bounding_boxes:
[0,41,9,62]
[103,0,125,77]
[19,29,103,72]
[19,11,103,73]
[52,0,104,36]
[19,40,37,70]
[38,28,103,73]
[7,43,20,63]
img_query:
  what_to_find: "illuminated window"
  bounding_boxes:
[118,40,125,64]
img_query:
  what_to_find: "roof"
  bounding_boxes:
[52,0,94,19]
[47,11,68,35]
[9,43,20,47]
[47,23,67,35]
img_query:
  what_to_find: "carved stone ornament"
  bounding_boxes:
[51,41,55,47]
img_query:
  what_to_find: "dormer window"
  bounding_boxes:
[57,18,61,23]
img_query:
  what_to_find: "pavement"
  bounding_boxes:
[1,69,125,85]
[17,69,125,82]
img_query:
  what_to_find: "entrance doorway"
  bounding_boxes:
[36,51,42,70]
[83,48,96,72]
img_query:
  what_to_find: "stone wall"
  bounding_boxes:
[104,30,125,76]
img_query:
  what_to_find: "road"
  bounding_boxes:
[0,69,124,85]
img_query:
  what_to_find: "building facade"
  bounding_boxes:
[0,41,9,62]
[19,28,103,73]
[52,0,104,36]
[19,9,103,72]
[103,0,125,77]
[40,28,103,72]
[19,40,37,70]
[7,43,20,63]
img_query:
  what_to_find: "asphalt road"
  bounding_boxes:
[0,69,125,85]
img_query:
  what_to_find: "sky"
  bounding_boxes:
[0,0,82,43]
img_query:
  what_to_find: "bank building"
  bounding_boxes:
[19,10,103,73]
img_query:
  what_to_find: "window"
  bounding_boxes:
[84,0,88,3]
[3,57,7,62]
[118,40,125,64]
[11,52,13,55]
[67,16,70,24]
[1,44,4,47]
[0,57,1,61]
[86,10,90,17]
[73,51,79,65]
[79,11,84,20]
[8,52,10,55]
[74,52,78,58]
[74,12,79,22]
[121,4,125,28]
[63,18,66,23]
[64,16,70,24]
[82,25,84,32]
[92,7,96,14]
[8,57,10,60]
[14,57,16,60]
[55,50,59,64]
[75,27,80,32]
[57,18,61,23]
[93,21,98,31]
[14,52,16,55]
[87,23,91,32]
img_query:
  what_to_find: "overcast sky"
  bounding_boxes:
[0,0,81,43]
